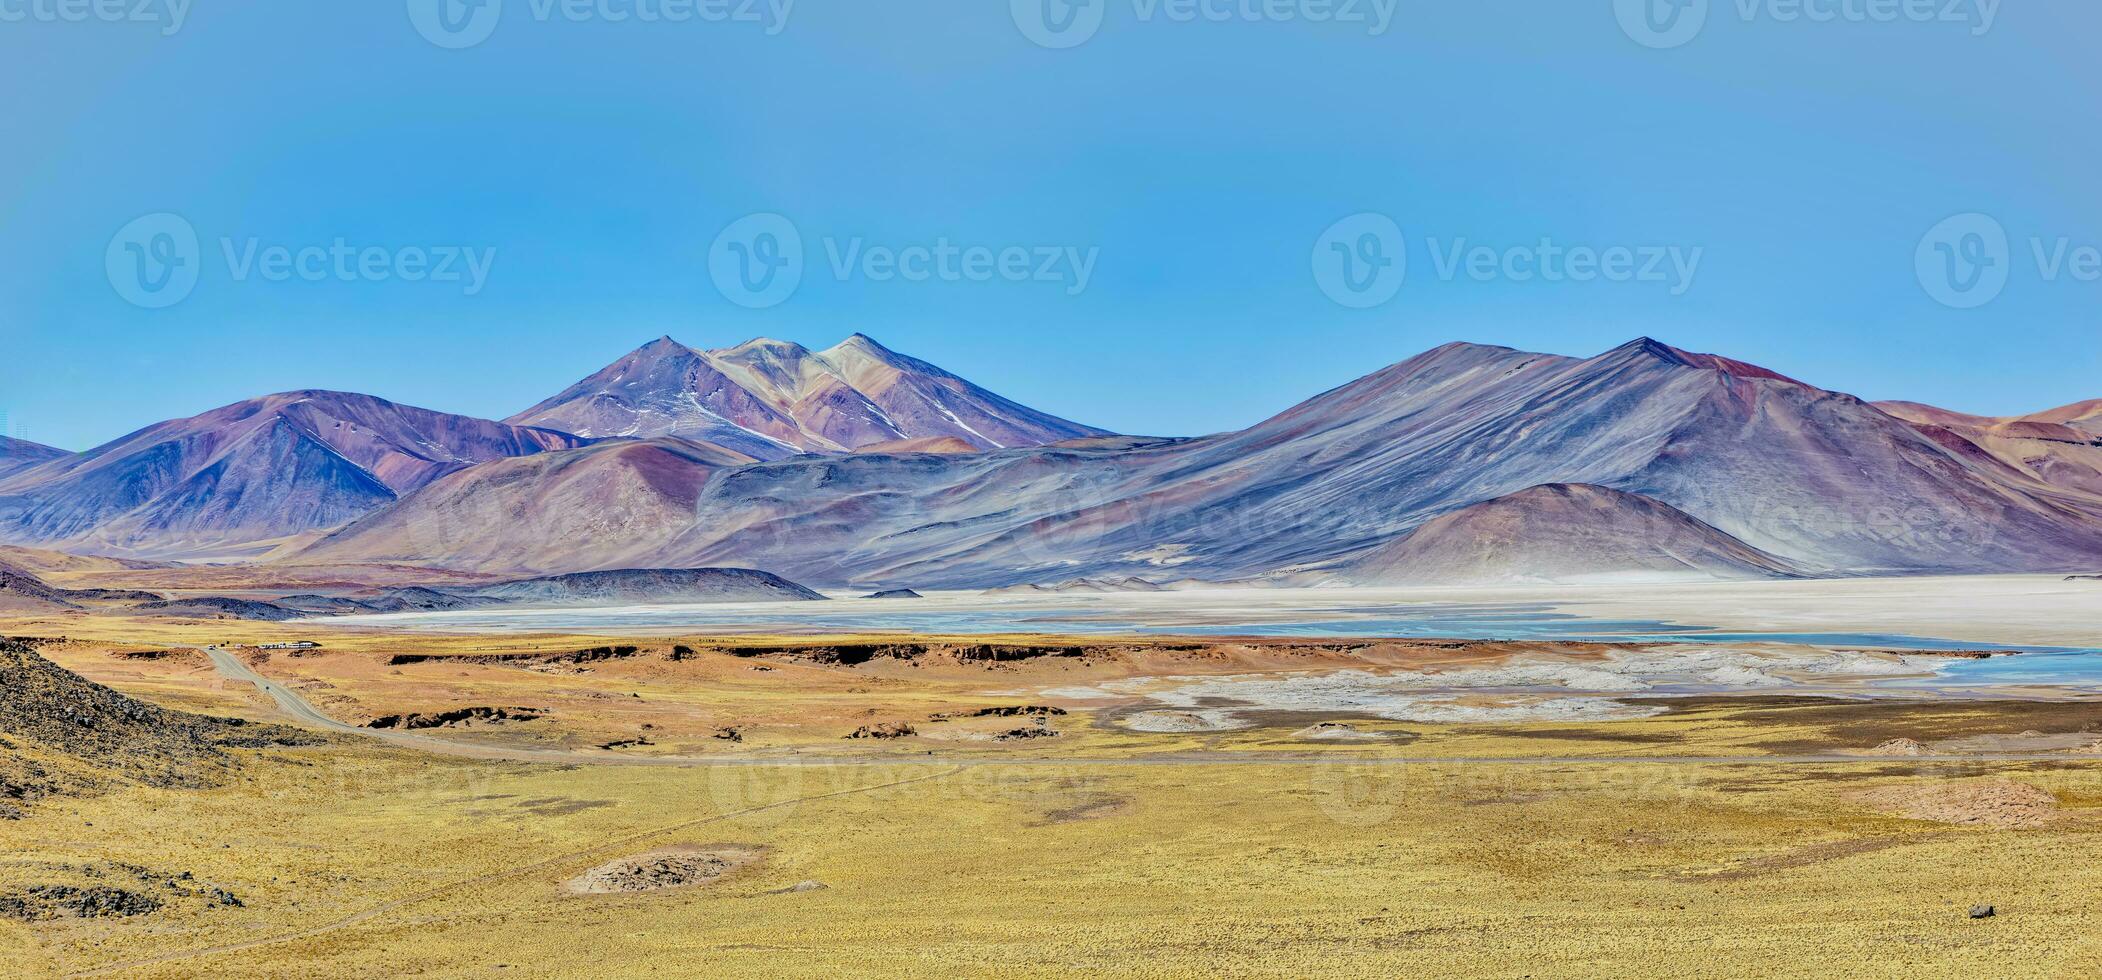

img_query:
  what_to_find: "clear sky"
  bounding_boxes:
[2,0,2096,450]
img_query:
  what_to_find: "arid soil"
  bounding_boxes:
[565,845,764,895]
[1852,780,2065,828]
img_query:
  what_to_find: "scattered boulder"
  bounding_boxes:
[365,707,547,730]
[565,846,762,895]
[846,723,917,740]
[1969,905,1996,919]
[0,886,161,921]
[1861,738,1927,757]
[930,705,1067,721]
[996,727,1059,740]
[0,862,241,921]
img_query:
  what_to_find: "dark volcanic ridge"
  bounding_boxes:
[73,567,835,623]
[0,559,167,614]
[466,567,826,606]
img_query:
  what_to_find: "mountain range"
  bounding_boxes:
[3,335,2099,586]
[0,336,1103,560]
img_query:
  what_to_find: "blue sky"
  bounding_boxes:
[2,0,2096,450]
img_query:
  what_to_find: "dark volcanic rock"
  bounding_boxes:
[357,587,492,612]
[0,560,83,611]
[0,885,162,920]
[846,722,917,740]
[130,597,301,621]
[932,705,1068,721]
[0,862,244,921]
[468,568,827,607]
[0,561,168,612]
[274,594,381,614]
[862,589,924,599]
[385,645,639,668]
[61,588,164,602]
[365,707,547,730]
[0,638,315,814]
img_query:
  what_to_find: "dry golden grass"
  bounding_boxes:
[9,616,2102,977]
[9,741,2102,978]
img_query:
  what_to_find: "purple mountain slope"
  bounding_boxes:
[0,437,67,478]
[1341,484,1804,585]
[0,391,591,557]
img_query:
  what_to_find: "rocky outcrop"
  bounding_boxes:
[0,638,314,816]
[467,568,826,607]
[365,707,547,730]
[129,597,302,621]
